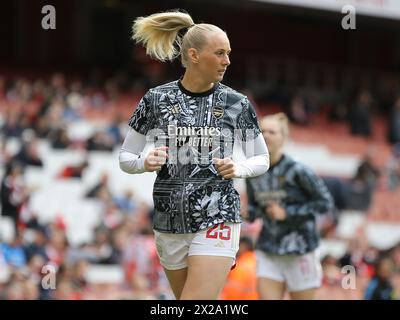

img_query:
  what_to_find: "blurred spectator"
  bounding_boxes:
[322,177,348,210]
[1,161,28,233]
[0,76,5,99]
[23,226,49,262]
[26,254,46,283]
[364,254,397,300]
[53,277,78,300]
[2,272,42,300]
[86,131,114,151]
[0,242,8,269]
[101,200,124,230]
[390,243,400,273]
[49,73,68,97]
[70,260,90,294]
[45,225,69,267]
[113,189,138,214]
[317,254,366,300]
[31,79,47,104]
[123,225,163,299]
[388,95,400,144]
[0,233,27,268]
[64,243,98,265]
[346,163,375,211]
[2,278,25,300]
[109,226,130,265]
[0,135,10,166]
[349,91,372,137]
[321,255,342,287]
[91,226,121,264]
[386,143,400,191]
[24,215,45,230]
[356,149,381,189]
[220,237,259,300]
[46,96,67,127]
[329,101,348,122]
[2,111,24,138]
[339,236,371,278]
[50,127,71,149]
[54,263,87,300]
[33,116,51,139]
[104,79,121,102]
[287,93,309,125]
[14,131,43,167]
[57,159,89,179]
[85,172,112,199]
[23,277,41,300]
[65,81,84,121]
[107,116,123,145]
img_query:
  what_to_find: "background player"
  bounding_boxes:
[245,112,334,299]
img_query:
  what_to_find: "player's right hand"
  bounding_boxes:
[144,146,169,172]
[265,201,286,221]
[213,157,236,179]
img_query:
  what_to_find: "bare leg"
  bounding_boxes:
[289,288,316,300]
[257,277,286,300]
[180,255,233,300]
[163,267,188,300]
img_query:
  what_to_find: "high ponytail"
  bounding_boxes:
[132,11,194,62]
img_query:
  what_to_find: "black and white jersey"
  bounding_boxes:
[246,155,334,255]
[128,80,262,233]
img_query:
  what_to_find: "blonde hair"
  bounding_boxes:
[260,112,290,140]
[132,10,225,67]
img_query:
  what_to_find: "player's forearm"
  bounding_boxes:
[119,149,146,174]
[236,133,270,178]
[284,199,332,217]
[119,128,147,174]
[235,153,270,178]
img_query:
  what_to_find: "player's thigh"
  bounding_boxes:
[154,230,191,270]
[284,250,322,296]
[180,222,241,300]
[154,230,193,299]
[257,277,286,300]
[163,267,188,300]
[180,255,234,300]
[255,250,286,299]
[289,288,316,300]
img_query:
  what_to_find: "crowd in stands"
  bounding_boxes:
[0,64,399,299]
[0,71,174,299]
[250,58,400,143]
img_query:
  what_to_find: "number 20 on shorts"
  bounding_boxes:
[206,223,231,240]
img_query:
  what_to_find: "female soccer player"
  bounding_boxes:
[245,112,334,299]
[119,10,269,300]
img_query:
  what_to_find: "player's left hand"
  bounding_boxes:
[265,202,287,221]
[213,157,236,179]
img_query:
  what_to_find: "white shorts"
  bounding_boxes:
[154,222,241,270]
[256,249,322,292]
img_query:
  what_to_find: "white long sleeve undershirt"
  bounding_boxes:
[119,128,269,178]
[234,133,270,178]
[119,129,147,174]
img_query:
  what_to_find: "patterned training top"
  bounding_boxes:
[128,80,261,233]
